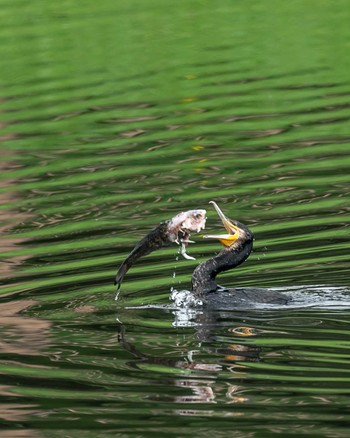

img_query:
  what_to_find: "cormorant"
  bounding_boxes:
[115,202,290,308]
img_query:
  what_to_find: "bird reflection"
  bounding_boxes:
[116,309,261,410]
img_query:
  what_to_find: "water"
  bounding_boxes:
[1,1,350,436]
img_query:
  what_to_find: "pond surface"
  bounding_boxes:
[1,1,350,437]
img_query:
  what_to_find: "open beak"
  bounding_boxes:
[203,201,239,247]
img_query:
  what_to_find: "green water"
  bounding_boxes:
[1,1,350,436]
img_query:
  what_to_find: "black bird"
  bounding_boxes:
[115,202,290,308]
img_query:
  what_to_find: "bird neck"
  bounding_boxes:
[191,238,253,298]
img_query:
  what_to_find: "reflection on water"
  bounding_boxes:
[114,304,350,431]
[0,300,50,355]
[1,0,350,436]
[118,318,258,409]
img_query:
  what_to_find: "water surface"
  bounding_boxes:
[1,1,350,437]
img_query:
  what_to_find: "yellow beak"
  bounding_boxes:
[203,201,239,247]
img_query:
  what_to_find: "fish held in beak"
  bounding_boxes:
[114,209,206,289]
[169,209,207,260]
